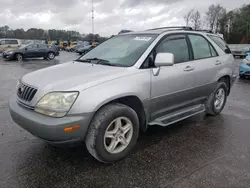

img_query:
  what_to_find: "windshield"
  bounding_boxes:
[79,34,157,67]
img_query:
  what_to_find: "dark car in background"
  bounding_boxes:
[2,43,59,61]
[76,45,95,55]
[65,44,85,52]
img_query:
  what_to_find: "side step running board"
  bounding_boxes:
[148,104,205,127]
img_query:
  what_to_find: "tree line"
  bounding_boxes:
[0,26,108,43]
[184,3,250,44]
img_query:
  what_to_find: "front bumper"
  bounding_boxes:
[239,63,250,76]
[2,53,15,60]
[9,95,93,145]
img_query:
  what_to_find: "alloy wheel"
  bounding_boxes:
[104,117,133,154]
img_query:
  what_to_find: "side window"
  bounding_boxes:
[26,44,37,49]
[10,40,18,45]
[5,40,11,45]
[188,35,212,60]
[207,35,231,54]
[156,35,190,63]
[38,44,48,48]
[210,44,217,57]
[0,40,5,45]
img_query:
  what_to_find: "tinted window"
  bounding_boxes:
[156,36,190,63]
[208,35,231,54]
[27,44,38,49]
[4,40,11,45]
[9,40,18,44]
[189,35,212,59]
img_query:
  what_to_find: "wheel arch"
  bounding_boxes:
[218,75,231,95]
[92,95,148,132]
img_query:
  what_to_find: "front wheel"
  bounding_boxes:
[15,53,23,61]
[205,82,228,116]
[47,52,55,60]
[85,104,139,163]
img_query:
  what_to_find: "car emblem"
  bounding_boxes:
[18,85,25,96]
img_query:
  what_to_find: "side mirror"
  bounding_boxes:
[155,53,174,67]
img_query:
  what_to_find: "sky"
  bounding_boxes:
[0,0,248,36]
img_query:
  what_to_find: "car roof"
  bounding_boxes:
[119,27,219,37]
[0,38,19,40]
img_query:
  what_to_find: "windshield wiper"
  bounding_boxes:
[85,58,110,63]
[74,59,91,63]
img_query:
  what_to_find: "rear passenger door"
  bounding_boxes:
[37,44,48,57]
[150,34,197,120]
[187,34,219,100]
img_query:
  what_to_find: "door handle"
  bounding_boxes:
[215,60,222,65]
[183,66,194,72]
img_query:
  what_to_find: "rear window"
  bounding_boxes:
[207,35,231,54]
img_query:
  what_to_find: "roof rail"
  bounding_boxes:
[148,26,193,31]
[194,29,213,33]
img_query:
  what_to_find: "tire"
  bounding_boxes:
[47,52,55,60]
[205,81,228,116]
[85,103,139,163]
[15,53,23,61]
[239,75,245,79]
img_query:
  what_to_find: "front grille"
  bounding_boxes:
[17,82,37,102]
[245,71,250,75]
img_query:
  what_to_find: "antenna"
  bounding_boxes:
[92,0,95,42]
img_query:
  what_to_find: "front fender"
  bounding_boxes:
[69,70,151,115]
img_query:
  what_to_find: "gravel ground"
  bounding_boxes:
[0,52,250,188]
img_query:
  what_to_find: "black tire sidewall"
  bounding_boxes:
[48,52,55,60]
[211,82,228,115]
[15,54,23,61]
[95,106,139,163]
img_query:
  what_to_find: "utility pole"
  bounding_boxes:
[92,0,95,43]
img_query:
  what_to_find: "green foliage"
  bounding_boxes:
[0,26,109,43]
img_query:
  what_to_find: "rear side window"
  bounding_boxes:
[207,35,231,54]
[156,35,190,63]
[188,35,212,60]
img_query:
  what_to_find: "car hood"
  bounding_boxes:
[21,61,128,91]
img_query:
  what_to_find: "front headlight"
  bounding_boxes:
[7,51,14,54]
[35,92,79,117]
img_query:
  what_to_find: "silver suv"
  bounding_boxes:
[9,27,237,163]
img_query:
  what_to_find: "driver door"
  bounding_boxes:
[24,44,38,58]
[150,34,197,120]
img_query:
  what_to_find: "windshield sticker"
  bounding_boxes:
[133,36,152,41]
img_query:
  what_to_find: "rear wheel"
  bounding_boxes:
[15,53,23,61]
[47,52,55,60]
[206,81,228,116]
[85,104,139,163]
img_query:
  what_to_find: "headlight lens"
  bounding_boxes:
[7,51,14,54]
[35,92,79,117]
